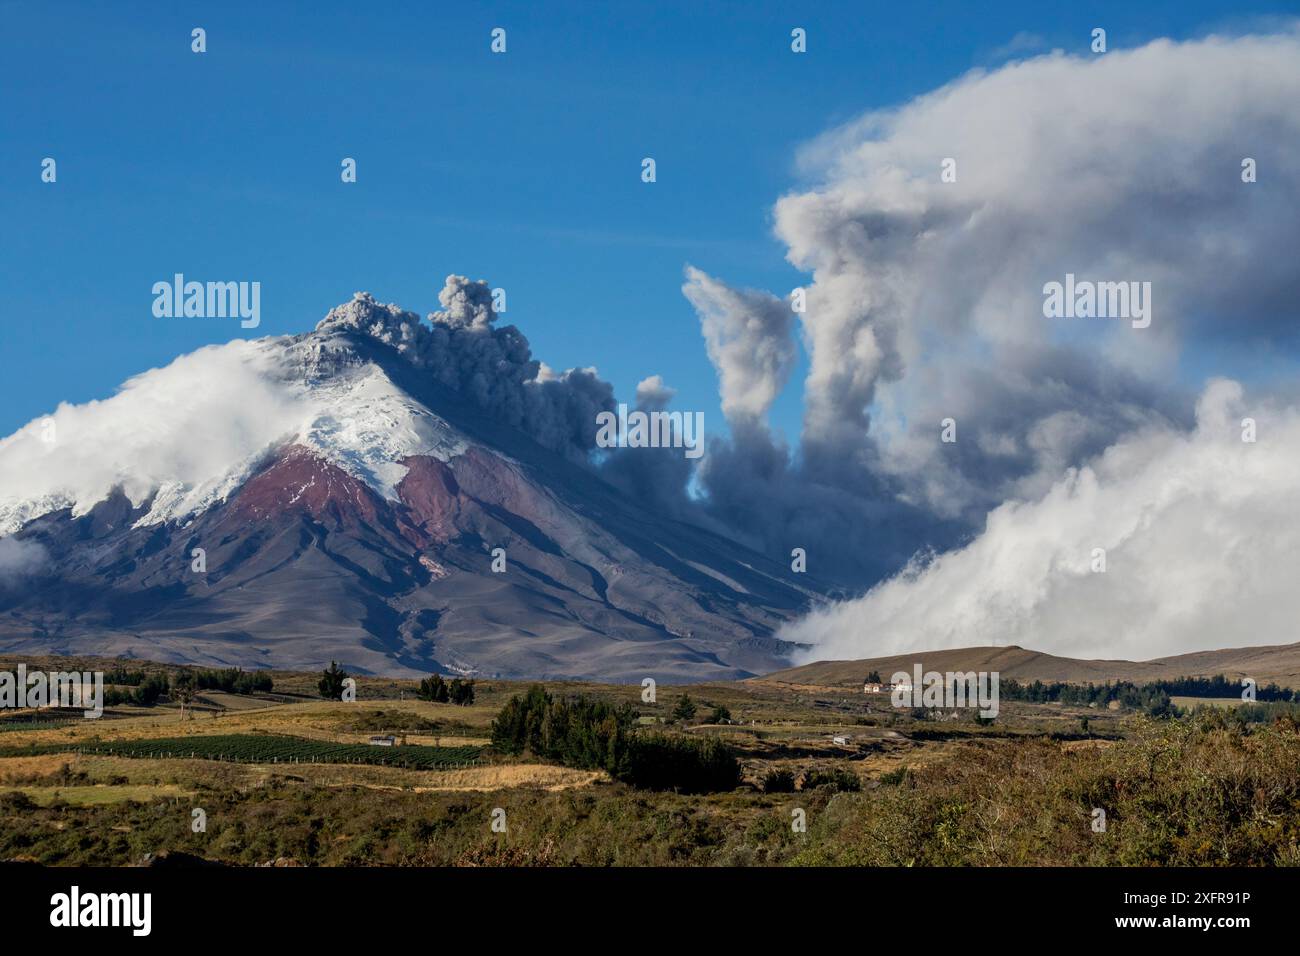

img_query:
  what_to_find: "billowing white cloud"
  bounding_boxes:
[776,28,1300,514]
[635,374,677,411]
[787,379,1300,662]
[0,340,314,533]
[682,26,1300,605]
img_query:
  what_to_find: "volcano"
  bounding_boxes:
[0,282,821,681]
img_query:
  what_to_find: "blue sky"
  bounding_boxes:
[2,0,1293,441]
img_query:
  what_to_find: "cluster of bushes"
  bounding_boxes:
[622,735,742,793]
[800,766,862,792]
[491,685,741,792]
[1187,700,1300,728]
[417,674,475,706]
[762,766,861,793]
[762,768,797,793]
[668,693,732,725]
[492,685,635,772]
[103,673,168,707]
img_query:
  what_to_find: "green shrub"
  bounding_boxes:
[762,768,796,793]
[800,767,862,792]
[622,734,742,793]
[878,766,909,786]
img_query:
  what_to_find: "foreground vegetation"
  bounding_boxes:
[0,654,1297,866]
[795,716,1300,865]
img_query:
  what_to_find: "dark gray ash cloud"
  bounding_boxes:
[317,276,615,462]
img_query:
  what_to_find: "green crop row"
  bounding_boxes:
[0,734,483,769]
[0,718,82,733]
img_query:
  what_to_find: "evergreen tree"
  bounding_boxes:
[448,678,476,705]
[318,661,349,700]
[671,693,697,722]
[134,673,168,706]
[418,674,450,703]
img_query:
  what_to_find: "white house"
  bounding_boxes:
[864,680,913,694]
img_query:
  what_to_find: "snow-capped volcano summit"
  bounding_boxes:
[0,279,818,680]
[0,279,577,535]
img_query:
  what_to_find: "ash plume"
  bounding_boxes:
[317,275,615,461]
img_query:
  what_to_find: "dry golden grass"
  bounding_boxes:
[0,747,604,795]
[2,698,493,749]
[1,784,193,806]
[194,691,283,712]
[395,764,603,792]
[1061,738,1118,752]
[234,760,604,792]
[0,754,85,783]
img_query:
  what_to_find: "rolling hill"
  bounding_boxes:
[759,641,1300,689]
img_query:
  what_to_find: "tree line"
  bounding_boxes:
[1000,673,1293,715]
[316,663,475,706]
[416,674,475,705]
[195,667,273,694]
[102,666,274,708]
